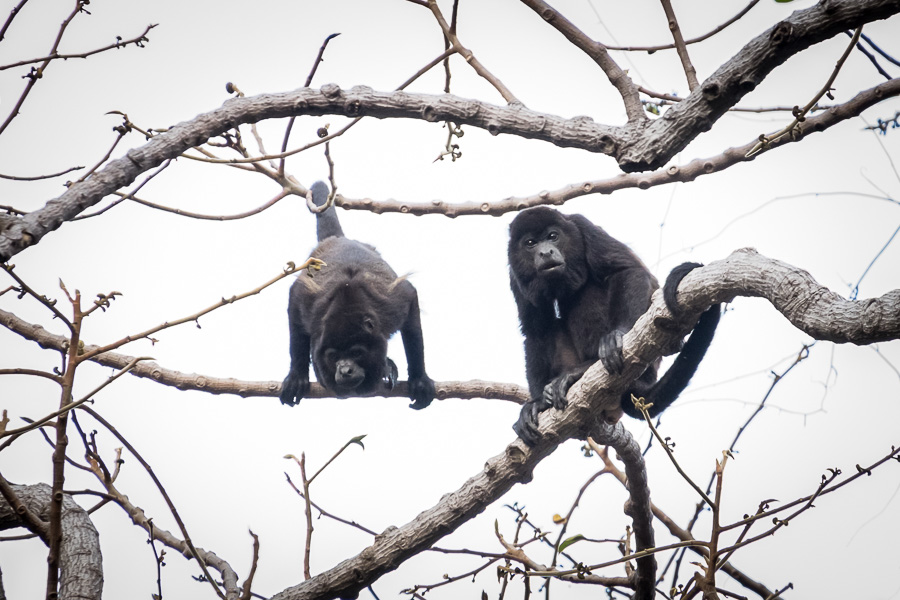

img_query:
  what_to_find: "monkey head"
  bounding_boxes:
[508,207,588,305]
[312,311,395,397]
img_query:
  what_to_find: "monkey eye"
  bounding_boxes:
[348,345,366,360]
[524,238,536,248]
[547,231,559,241]
[324,349,337,364]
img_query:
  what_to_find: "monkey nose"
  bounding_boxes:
[336,363,364,388]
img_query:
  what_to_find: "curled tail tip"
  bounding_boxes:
[663,261,704,315]
[310,181,330,207]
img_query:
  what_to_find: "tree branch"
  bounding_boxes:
[0,307,531,402]
[518,0,646,122]
[0,483,102,600]
[1,1,896,260]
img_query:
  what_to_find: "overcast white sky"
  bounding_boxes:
[1,1,899,598]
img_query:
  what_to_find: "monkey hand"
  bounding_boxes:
[543,373,571,411]
[513,399,549,447]
[280,370,310,406]
[407,374,435,410]
[383,358,399,390]
[598,330,626,374]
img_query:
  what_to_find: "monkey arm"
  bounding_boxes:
[280,310,311,406]
[398,286,435,410]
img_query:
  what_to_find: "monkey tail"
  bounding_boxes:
[623,262,720,419]
[311,180,344,241]
[635,305,720,418]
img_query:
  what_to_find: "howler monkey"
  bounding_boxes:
[508,207,720,446]
[280,181,435,409]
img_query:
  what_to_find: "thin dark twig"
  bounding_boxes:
[78,405,227,600]
[0,166,82,181]
[860,32,900,67]
[148,522,165,600]
[846,30,892,79]
[0,23,156,71]
[104,189,289,222]
[300,453,313,580]
[279,32,340,176]
[75,128,128,184]
[0,0,83,136]
[0,0,30,42]
[284,472,379,537]
[1,263,73,332]
[604,0,760,52]
[188,48,457,168]
[240,530,261,600]
[74,159,172,221]
[659,0,699,90]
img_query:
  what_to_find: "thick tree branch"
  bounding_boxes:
[331,78,900,216]
[0,483,102,600]
[622,0,900,170]
[0,0,896,260]
[0,308,530,402]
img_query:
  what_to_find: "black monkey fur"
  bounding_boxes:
[280,181,435,409]
[508,206,720,446]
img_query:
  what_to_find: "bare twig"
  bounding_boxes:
[424,0,519,104]
[0,23,155,71]
[299,453,313,580]
[122,189,288,221]
[633,395,715,509]
[74,159,172,221]
[279,32,341,176]
[519,0,645,122]
[746,27,863,157]
[79,405,229,599]
[0,0,30,42]
[1,1,83,136]
[0,357,151,450]
[659,0,699,90]
[78,260,320,362]
[0,166,83,181]
[241,531,261,600]
[604,1,760,52]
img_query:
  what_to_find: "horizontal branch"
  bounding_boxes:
[332,78,900,216]
[2,0,896,261]
[0,307,529,403]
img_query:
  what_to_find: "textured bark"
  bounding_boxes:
[0,310,533,404]
[332,79,900,216]
[0,0,897,261]
[0,484,102,600]
[269,420,648,600]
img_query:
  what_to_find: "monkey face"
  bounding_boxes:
[313,333,392,398]
[509,208,586,304]
[522,228,566,274]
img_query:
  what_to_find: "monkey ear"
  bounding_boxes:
[388,274,410,293]
[296,273,322,293]
[362,316,376,332]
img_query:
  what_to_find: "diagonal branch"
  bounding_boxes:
[518,0,645,122]
[659,0,699,90]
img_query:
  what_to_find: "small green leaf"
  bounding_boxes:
[558,534,585,553]
[349,434,367,449]
[774,0,795,3]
